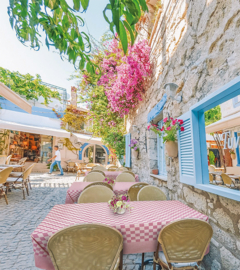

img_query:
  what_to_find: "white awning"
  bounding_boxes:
[72,133,102,144]
[205,112,240,133]
[0,120,70,138]
[0,83,32,114]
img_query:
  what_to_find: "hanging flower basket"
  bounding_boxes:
[165,141,178,158]
[132,149,139,159]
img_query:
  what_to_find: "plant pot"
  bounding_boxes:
[231,154,236,160]
[117,207,126,215]
[165,141,178,158]
[152,169,159,175]
[132,149,139,159]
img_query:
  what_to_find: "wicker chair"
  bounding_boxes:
[108,166,118,171]
[78,185,114,203]
[88,170,105,177]
[5,155,12,165]
[137,186,166,201]
[120,171,135,177]
[209,173,214,184]
[221,173,239,189]
[0,155,7,165]
[153,219,213,270]
[48,223,123,270]
[116,173,135,182]
[67,162,76,173]
[118,167,128,171]
[92,165,106,171]
[127,183,149,201]
[6,164,36,199]
[0,167,13,205]
[87,163,95,168]
[83,172,105,182]
[83,181,113,191]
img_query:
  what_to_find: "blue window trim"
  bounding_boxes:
[232,96,240,108]
[157,120,167,176]
[147,94,167,122]
[125,133,131,167]
[188,76,240,201]
[79,143,89,160]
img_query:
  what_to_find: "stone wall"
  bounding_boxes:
[128,0,240,269]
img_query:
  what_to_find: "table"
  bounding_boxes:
[31,201,208,270]
[0,165,23,170]
[65,182,137,203]
[85,171,139,182]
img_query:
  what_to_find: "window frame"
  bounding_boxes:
[157,120,167,177]
[189,77,240,201]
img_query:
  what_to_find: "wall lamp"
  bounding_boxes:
[164,83,182,103]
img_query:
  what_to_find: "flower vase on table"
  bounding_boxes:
[108,194,132,215]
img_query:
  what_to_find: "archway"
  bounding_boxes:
[82,144,108,165]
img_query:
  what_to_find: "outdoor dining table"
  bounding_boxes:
[65,182,137,203]
[0,165,23,170]
[31,200,209,270]
[85,170,139,182]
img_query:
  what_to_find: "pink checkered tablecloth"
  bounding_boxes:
[65,182,136,203]
[31,201,208,270]
[85,171,139,182]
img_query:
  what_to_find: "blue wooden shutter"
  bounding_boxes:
[125,133,131,167]
[178,111,196,185]
[79,143,89,160]
[157,120,167,175]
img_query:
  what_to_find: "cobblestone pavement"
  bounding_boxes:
[0,173,155,270]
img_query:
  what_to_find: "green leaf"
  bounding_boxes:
[80,0,89,10]
[119,20,128,54]
[123,20,135,46]
[73,0,80,11]
[79,56,85,70]
[103,4,112,24]
[138,0,148,12]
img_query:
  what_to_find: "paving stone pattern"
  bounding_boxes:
[0,173,150,270]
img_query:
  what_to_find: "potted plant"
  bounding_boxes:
[152,168,159,175]
[108,194,132,214]
[129,139,139,159]
[148,117,184,158]
[230,149,236,160]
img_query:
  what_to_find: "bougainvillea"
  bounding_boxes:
[98,39,151,117]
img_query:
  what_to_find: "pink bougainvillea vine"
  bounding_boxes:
[98,39,151,117]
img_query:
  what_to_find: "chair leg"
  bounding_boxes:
[4,193,8,205]
[119,249,123,270]
[22,185,25,200]
[26,183,29,196]
[141,253,144,270]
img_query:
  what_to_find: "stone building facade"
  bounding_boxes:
[127,0,240,269]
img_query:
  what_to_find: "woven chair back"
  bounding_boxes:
[83,172,105,182]
[88,170,105,176]
[128,183,149,201]
[87,163,95,168]
[158,219,213,264]
[221,173,233,186]
[209,173,214,183]
[116,173,135,182]
[121,171,135,177]
[108,166,118,171]
[5,155,12,165]
[0,167,13,184]
[68,162,75,167]
[19,157,28,165]
[48,224,123,270]
[208,165,216,172]
[22,164,36,180]
[92,165,106,171]
[137,186,166,201]
[78,185,114,203]
[83,182,113,191]
[118,167,128,171]
[0,155,7,165]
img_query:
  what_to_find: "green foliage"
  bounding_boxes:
[205,106,222,126]
[209,151,215,165]
[8,0,147,70]
[0,67,60,104]
[103,132,125,160]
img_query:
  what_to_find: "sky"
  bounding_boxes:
[0,0,109,95]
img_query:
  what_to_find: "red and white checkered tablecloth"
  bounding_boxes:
[31,201,208,270]
[85,171,139,182]
[65,182,137,204]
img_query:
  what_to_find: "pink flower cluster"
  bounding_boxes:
[98,39,151,117]
[103,177,115,187]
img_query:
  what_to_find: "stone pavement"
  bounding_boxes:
[0,173,155,270]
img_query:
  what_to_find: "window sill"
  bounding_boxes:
[150,174,167,181]
[195,184,240,202]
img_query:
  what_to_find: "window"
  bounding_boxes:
[232,95,240,108]
[178,77,240,201]
[157,120,167,176]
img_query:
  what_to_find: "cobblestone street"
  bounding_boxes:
[0,173,154,270]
